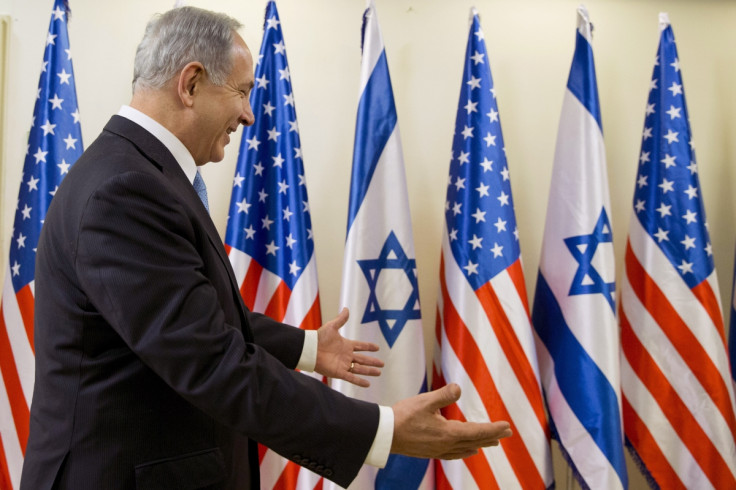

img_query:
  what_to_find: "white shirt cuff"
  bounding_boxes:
[365,405,394,468]
[295,331,392,467]
[295,330,318,372]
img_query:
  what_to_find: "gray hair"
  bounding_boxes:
[132,6,243,92]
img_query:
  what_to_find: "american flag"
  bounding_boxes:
[324,2,432,488]
[224,2,323,489]
[620,13,736,488]
[432,8,552,489]
[531,6,628,489]
[0,1,83,488]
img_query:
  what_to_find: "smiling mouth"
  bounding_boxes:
[224,128,237,144]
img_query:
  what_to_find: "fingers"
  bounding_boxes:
[351,341,380,353]
[485,421,513,442]
[343,372,371,388]
[344,354,382,380]
[456,419,512,438]
[330,307,349,329]
[431,421,512,459]
[443,449,479,460]
[352,353,384,369]
[346,362,382,378]
[426,383,462,412]
[494,423,513,441]
[329,310,379,352]
[315,306,388,388]
[456,421,513,448]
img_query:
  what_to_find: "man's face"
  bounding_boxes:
[193,33,255,166]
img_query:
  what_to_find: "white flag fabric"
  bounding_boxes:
[531,6,627,489]
[432,8,553,489]
[620,13,736,488]
[325,2,432,489]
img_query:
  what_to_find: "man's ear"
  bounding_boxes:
[177,61,205,107]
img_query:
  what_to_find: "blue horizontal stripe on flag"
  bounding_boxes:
[346,50,397,234]
[532,272,627,487]
[376,454,429,490]
[567,31,602,131]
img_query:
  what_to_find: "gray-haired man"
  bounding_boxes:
[21,6,511,489]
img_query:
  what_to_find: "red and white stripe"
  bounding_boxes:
[621,215,736,489]
[433,235,553,489]
[227,245,323,490]
[0,270,36,490]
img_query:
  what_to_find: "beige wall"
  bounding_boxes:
[2,0,736,488]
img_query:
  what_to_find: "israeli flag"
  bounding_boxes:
[531,6,628,489]
[326,2,432,489]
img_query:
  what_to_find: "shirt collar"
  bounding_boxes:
[117,105,199,184]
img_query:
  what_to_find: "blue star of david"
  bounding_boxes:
[564,207,616,311]
[357,231,421,348]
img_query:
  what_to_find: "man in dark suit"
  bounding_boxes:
[21,6,511,490]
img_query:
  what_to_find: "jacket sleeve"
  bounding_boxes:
[74,170,378,487]
[246,310,306,370]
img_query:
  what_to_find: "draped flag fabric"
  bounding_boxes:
[531,6,628,489]
[620,13,736,488]
[730,251,736,392]
[325,2,432,488]
[224,2,323,489]
[0,1,83,488]
[432,8,553,489]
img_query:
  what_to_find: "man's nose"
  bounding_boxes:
[241,100,255,127]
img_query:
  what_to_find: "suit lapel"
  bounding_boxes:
[103,116,244,305]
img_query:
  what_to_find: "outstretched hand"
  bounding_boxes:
[315,308,384,388]
[391,383,512,459]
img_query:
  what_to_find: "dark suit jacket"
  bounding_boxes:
[20,116,379,490]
